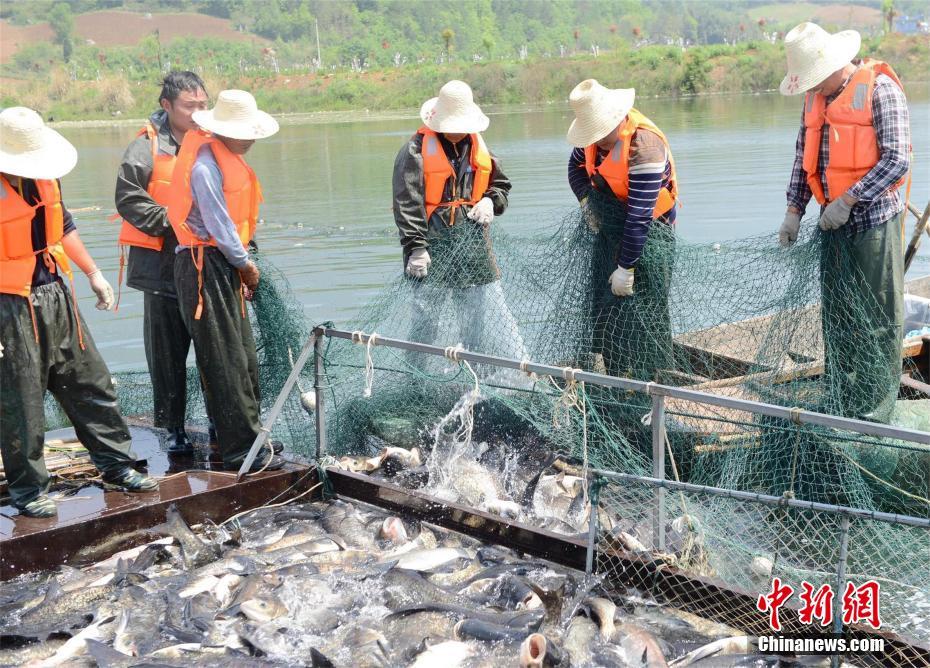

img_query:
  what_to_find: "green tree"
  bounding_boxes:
[680,51,710,94]
[49,2,74,63]
[481,35,494,60]
[441,28,455,54]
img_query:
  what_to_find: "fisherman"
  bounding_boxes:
[165,89,283,472]
[566,79,679,380]
[0,107,158,518]
[777,23,910,421]
[392,80,525,361]
[114,71,209,453]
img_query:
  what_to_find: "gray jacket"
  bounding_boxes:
[392,131,511,287]
[114,110,180,296]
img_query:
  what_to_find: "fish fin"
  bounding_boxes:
[86,638,133,667]
[310,647,335,668]
[41,579,63,604]
[525,580,564,628]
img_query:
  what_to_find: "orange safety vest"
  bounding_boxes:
[0,175,84,347]
[116,121,173,251]
[802,59,906,205]
[584,108,678,219]
[0,175,72,297]
[165,129,262,319]
[418,126,492,225]
[113,121,176,309]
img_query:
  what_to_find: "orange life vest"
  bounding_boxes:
[0,175,72,297]
[113,121,176,309]
[165,129,261,319]
[802,59,906,205]
[584,108,678,219]
[116,121,173,252]
[418,126,492,225]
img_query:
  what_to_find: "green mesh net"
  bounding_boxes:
[41,193,929,641]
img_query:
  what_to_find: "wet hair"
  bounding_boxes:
[159,71,207,104]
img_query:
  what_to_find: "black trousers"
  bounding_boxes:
[174,249,261,466]
[143,292,191,429]
[0,281,136,507]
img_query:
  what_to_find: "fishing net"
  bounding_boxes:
[38,191,929,644]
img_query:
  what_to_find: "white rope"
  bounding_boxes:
[350,330,364,344]
[547,370,589,508]
[519,358,538,380]
[363,332,378,398]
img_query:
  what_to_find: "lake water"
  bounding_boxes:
[55,89,929,372]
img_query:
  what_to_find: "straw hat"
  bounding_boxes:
[566,79,636,148]
[192,90,279,140]
[420,80,489,134]
[0,107,77,180]
[779,22,861,96]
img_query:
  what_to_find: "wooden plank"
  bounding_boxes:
[1,465,317,579]
[326,467,589,570]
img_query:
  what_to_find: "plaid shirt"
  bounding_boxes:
[786,69,910,235]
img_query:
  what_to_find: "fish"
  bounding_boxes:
[238,594,288,622]
[562,615,598,665]
[29,613,115,667]
[612,622,669,668]
[151,504,220,569]
[379,516,409,545]
[668,636,758,667]
[454,617,530,642]
[381,567,472,610]
[343,626,393,668]
[387,602,543,630]
[322,500,380,549]
[519,633,566,668]
[479,497,522,519]
[389,547,471,572]
[584,596,617,640]
[408,640,474,668]
[0,638,67,666]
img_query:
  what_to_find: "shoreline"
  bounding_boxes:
[46,88,791,128]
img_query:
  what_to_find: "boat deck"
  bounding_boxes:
[0,424,316,580]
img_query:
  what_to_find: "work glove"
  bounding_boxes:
[608,266,634,297]
[405,248,431,279]
[819,197,853,231]
[87,270,114,310]
[778,211,801,247]
[580,196,600,234]
[467,197,495,226]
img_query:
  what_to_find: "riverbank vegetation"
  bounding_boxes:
[1,1,927,121]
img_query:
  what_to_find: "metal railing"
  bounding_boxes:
[239,325,929,657]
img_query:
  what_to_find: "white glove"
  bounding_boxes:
[87,270,114,310]
[779,211,801,247]
[466,197,494,225]
[608,266,634,297]
[405,248,431,279]
[819,197,853,231]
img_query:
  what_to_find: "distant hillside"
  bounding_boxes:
[1,10,266,64]
[747,3,883,30]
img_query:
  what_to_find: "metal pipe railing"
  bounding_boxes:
[590,469,930,528]
[317,326,930,447]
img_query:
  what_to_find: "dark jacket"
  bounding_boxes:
[114,110,181,296]
[392,131,511,287]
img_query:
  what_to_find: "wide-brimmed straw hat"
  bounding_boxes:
[420,80,489,134]
[192,90,279,140]
[0,107,77,180]
[779,22,861,96]
[566,79,635,148]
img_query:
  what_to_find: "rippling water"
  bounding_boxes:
[55,89,929,371]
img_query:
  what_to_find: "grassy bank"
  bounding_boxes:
[2,34,926,122]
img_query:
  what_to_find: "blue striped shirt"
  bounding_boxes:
[568,129,676,268]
